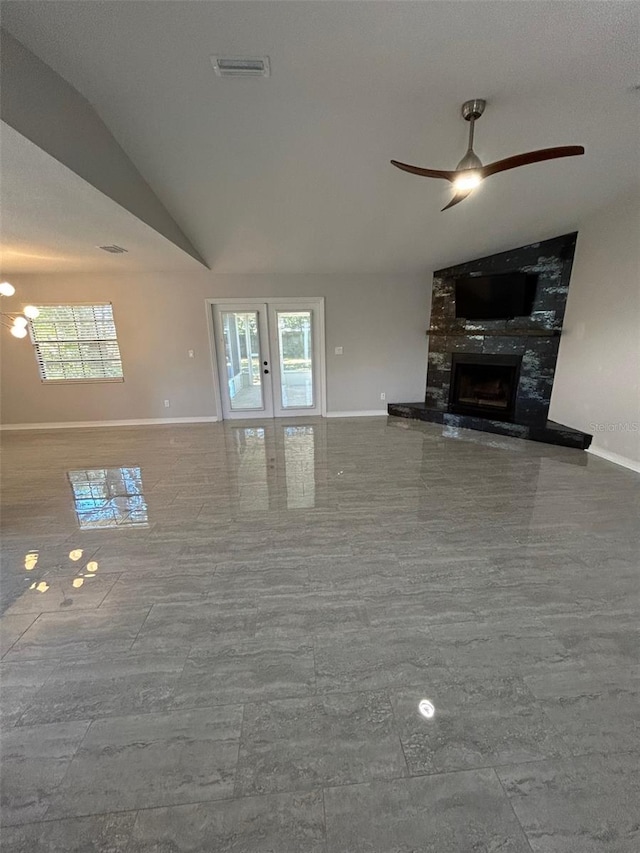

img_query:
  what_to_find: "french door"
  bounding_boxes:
[211,299,324,420]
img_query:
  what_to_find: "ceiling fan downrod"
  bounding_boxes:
[457,99,486,171]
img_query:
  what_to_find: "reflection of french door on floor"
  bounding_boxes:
[222,420,328,512]
[209,298,325,420]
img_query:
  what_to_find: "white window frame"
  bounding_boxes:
[28,302,124,385]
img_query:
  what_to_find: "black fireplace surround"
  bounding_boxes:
[388,233,592,450]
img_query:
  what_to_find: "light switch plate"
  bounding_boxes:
[334,346,343,355]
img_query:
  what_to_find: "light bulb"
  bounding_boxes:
[0,281,15,297]
[23,305,40,319]
[452,171,483,192]
[13,316,28,328]
[10,326,27,338]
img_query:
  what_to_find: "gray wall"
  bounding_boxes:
[0,272,430,424]
[0,29,205,267]
[550,189,640,465]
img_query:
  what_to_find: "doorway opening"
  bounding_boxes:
[207,298,326,420]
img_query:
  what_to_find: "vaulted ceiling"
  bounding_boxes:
[0,123,207,273]
[2,0,639,274]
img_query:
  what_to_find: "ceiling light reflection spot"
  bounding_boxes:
[72,578,84,588]
[35,581,49,593]
[86,561,98,573]
[24,552,39,570]
[418,699,436,719]
[69,549,83,561]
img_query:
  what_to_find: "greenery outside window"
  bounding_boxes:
[29,303,123,382]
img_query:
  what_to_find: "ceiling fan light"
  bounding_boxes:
[453,171,483,191]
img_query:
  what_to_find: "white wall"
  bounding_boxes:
[550,188,640,467]
[0,272,430,425]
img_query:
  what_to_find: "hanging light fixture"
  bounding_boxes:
[0,282,40,338]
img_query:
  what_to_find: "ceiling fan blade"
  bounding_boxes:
[390,160,456,181]
[441,190,474,211]
[480,146,585,179]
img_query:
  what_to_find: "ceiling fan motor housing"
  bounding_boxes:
[462,99,487,121]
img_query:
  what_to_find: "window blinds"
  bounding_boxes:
[30,304,123,382]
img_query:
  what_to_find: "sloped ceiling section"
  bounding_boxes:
[0,122,210,273]
[0,28,208,269]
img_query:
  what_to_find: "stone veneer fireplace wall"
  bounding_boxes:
[389,232,593,450]
[427,232,576,423]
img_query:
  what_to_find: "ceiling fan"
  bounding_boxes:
[391,99,584,211]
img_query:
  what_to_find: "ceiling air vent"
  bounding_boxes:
[98,245,128,254]
[211,56,270,78]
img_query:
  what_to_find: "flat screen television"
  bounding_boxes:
[454,273,537,320]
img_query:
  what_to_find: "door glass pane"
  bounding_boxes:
[277,311,314,408]
[221,311,263,410]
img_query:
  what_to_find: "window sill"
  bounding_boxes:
[40,378,124,385]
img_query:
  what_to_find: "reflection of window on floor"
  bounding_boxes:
[284,426,315,509]
[68,467,148,529]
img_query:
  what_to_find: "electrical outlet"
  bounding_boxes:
[334,346,343,355]
[380,392,386,401]
[188,349,194,359]
[164,399,170,408]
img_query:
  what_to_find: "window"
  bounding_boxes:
[68,467,148,529]
[29,303,123,382]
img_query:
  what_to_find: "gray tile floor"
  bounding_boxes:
[0,416,638,852]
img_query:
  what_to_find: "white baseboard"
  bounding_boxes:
[0,416,219,431]
[325,410,388,418]
[587,445,640,474]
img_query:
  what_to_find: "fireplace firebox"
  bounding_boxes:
[449,354,521,421]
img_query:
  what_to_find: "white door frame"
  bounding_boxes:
[211,302,274,420]
[206,297,327,420]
